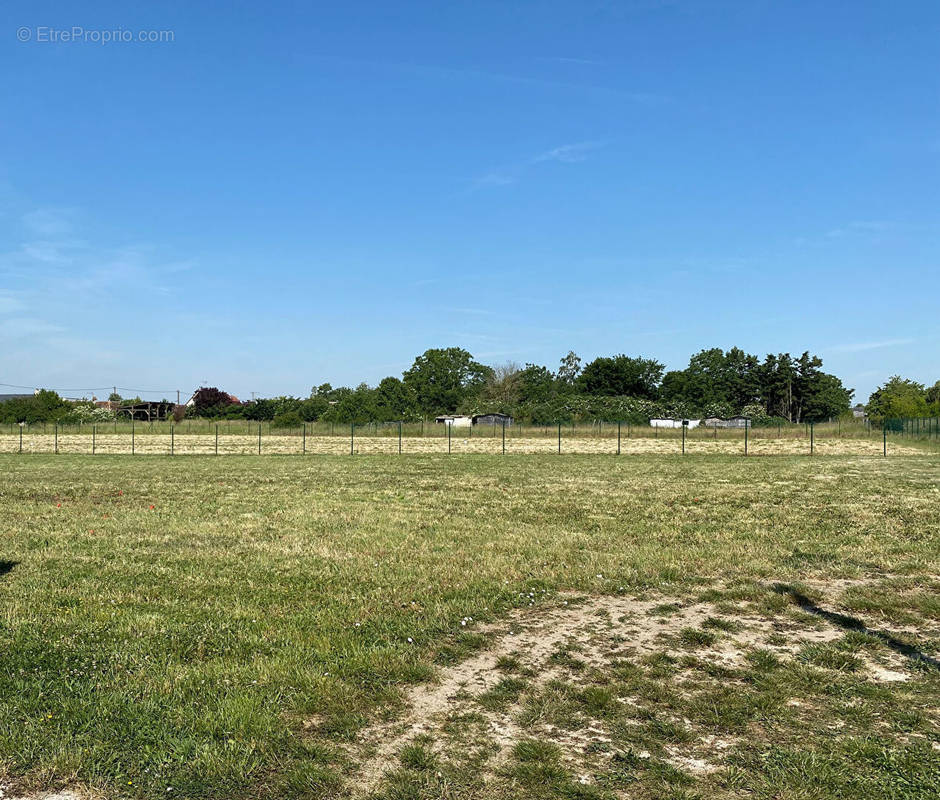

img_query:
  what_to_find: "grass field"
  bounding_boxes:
[1,454,938,799]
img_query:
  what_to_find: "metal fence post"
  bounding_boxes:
[258,423,262,455]
[744,422,748,456]
[131,418,135,455]
[682,421,686,454]
[19,425,23,454]
[350,423,354,455]
[215,424,219,456]
[502,420,506,454]
[810,422,814,455]
[54,423,58,454]
[447,422,451,454]
[883,423,887,457]
[557,422,561,454]
[171,424,175,456]
[302,422,306,455]
[617,421,621,455]
[398,421,402,454]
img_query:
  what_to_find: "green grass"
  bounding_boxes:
[1,453,939,799]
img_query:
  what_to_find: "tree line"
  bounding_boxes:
[185,346,859,426]
[4,347,936,427]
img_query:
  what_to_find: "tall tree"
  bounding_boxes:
[557,351,583,388]
[374,377,418,421]
[517,364,557,404]
[925,380,940,410]
[577,355,664,398]
[403,347,493,415]
[760,353,799,421]
[478,363,523,412]
[868,377,929,419]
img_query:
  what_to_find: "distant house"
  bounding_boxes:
[852,404,868,419]
[472,413,514,426]
[435,415,473,428]
[702,416,752,429]
[650,418,700,429]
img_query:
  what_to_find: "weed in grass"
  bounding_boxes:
[577,686,616,717]
[800,644,864,672]
[678,627,718,648]
[399,743,437,771]
[477,677,527,713]
[649,603,683,617]
[745,648,782,671]
[702,616,741,633]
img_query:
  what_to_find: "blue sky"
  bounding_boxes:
[2,0,938,402]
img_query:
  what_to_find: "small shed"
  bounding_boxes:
[723,416,751,428]
[472,413,514,426]
[703,416,751,429]
[435,415,473,428]
[650,418,700,429]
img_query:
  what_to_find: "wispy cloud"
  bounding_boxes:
[0,202,196,377]
[828,338,914,353]
[826,220,895,239]
[538,56,603,66]
[472,171,517,188]
[446,307,496,316]
[533,141,605,163]
[472,140,608,189]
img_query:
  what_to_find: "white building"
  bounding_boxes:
[435,415,473,428]
[650,418,701,429]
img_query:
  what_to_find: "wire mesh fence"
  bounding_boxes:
[1,418,937,456]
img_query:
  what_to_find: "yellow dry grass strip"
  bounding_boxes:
[0,433,927,456]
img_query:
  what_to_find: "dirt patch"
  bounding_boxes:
[345,585,926,795]
[2,790,85,800]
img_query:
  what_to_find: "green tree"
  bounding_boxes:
[760,353,800,421]
[868,377,929,419]
[517,364,557,405]
[475,363,522,413]
[403,347,493,415]
[557,351,582,388]
[577,355,664,398]
[0,390,70,424]
[374,377,418,421]
[925,380,940,413]
[660,347,760,413]
[801,372,854,422]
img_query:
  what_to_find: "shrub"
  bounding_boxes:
[271,411,304,429]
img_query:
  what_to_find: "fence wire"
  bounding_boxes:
[1,418,938,457]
